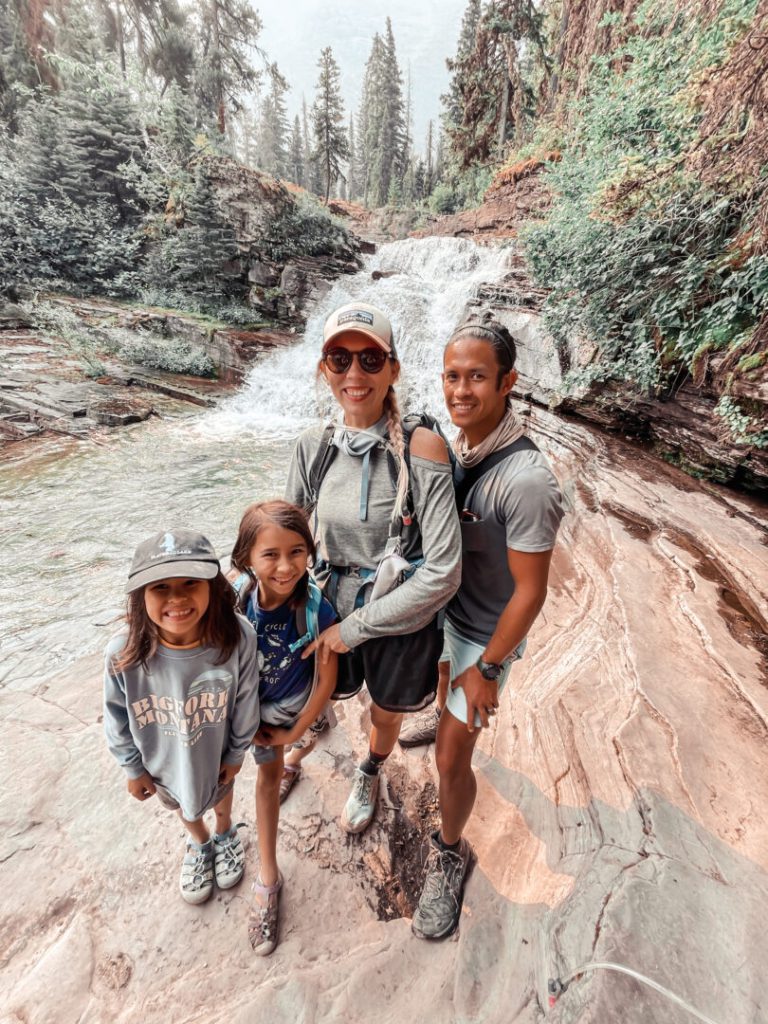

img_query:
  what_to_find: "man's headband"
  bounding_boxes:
[449,322,516,364]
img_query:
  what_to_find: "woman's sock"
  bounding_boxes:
[359,749,388,775]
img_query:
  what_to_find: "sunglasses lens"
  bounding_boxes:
[359,349,387,373]
[324,347,389,374]
[325,349,353,373]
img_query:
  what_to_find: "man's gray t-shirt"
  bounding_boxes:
[447,448,564,646]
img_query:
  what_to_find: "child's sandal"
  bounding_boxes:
[248,873,283,956]
[279,764,301,804]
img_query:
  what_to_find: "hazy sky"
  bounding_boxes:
[256,0,468,152]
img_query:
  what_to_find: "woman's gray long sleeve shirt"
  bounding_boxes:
[285,424,461,650]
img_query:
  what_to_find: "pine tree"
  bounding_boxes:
[195,0,264,134]
[356,33,386,205]
[443,0,482,135]
[310,46,348,204]
[288,114,304,186]
[380,17,407,203]
[146,161,238,300]
[256,73,289,177]
[442,1,550,168]
[302,95,321,194]
[413,158,426,202]
[347,114,358,202]
[356,21,407,208]
[425,119,435,194]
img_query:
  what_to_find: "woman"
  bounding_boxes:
[285,301,461,834]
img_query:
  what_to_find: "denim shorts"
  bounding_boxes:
[442,618,526,727]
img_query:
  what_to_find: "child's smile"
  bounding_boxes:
[144,577,210,646]
[249,525,310,610]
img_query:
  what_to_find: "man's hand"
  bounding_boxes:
[302,623,350,663]
[218,762,242,786]
[451,663,499,733]
[127,772,156,801]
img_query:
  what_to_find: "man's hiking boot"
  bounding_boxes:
[398,704,441,748]
[411,833,475,940]
[340,767,379,833]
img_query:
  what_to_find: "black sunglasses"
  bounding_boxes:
[323,346,391,375]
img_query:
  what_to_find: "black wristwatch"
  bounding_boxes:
[475,656,503,681]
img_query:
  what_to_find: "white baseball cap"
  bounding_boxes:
[322,302,396,355]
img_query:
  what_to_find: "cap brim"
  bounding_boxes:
[126,560,220,594]
[323,325,393,355]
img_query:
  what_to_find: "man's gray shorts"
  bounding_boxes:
[442,618,526,728]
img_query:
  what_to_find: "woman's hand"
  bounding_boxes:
[302,623,350,664]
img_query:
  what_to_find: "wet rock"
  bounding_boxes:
[88,395,154,426]
[2,420,767,1023]
[0,303,32,330]
[248,261,280,287]
[208,327,295,382]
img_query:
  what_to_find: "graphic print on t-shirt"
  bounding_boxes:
[247,592,336,704]
[129,668,233,747]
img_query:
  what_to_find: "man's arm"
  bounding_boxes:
[452,547,553,733]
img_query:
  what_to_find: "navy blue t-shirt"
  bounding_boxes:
[246,589,336,704]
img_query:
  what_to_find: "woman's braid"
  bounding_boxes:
[383,385,409,524]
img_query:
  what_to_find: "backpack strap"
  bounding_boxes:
[454,435,539,510]
[288,576,324,654]
[230,571,255,613]
[307,424,337,511]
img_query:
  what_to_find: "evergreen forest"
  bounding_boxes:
[1,0,766,439]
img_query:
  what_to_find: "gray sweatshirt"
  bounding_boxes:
[103,615,260,821]
[285,424,461,648]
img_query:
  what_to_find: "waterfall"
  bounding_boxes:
[2,236,512,679]
[200,236,512,438]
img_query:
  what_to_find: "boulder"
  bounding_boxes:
[88,395,154,426]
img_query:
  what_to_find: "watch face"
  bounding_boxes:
[479,661,501,680]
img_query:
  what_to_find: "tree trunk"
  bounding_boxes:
[497,76,510,157]
[211,0,226,134]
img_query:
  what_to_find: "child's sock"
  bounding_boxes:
[359,749,388,776]
[188,837,213,851]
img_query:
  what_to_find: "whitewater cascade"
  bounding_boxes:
[202,236,512,438]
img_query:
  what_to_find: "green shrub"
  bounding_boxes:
[261,192,352,262]
[520,0,764,394]
[115,330,216,377]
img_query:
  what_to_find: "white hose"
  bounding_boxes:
[553,961,722,1024]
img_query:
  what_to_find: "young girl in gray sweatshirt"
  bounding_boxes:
[103,529,261,906]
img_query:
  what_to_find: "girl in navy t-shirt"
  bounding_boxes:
[231,500,337,956]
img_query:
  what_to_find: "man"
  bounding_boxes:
[411,317,564,940]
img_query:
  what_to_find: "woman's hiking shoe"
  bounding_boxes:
[213,823,246,889]
[411,833,476,940]
[179,838,215,905]
[398,705,441,748]
[340,768,379,833]
[279,763,301,803]
[249,873,283,956]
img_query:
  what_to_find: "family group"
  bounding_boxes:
[103,301,565,955]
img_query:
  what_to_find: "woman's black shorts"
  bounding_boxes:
[332,615,443,713]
